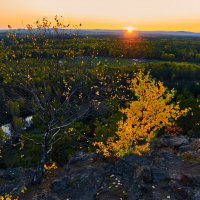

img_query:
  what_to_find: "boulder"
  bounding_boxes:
[179,138,200,152]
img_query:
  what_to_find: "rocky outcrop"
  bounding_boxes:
[47,152,200,200]
[47,135,200,200]
[0,135,200,200]
[0,168,34,196]
[158,135,189,148]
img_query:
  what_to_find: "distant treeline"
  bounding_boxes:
[1,34,200,62]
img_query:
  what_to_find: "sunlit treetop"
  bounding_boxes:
[94,71,190,157]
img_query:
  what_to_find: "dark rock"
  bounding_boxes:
[193,175,200,186]
[1,135,200,200]
[180,173,200,187]
[152,167,169,183]
[51,165,107,200]
[127,183,144,200]
[46,195,60,200]
[151,190,164,200]
[168,135,189,148]
[135,166,152,183]
[68,151,100,166]
[193,190,200,200]
[97,190,123,200]
[0,168,34,196]
[169,181,193,200]
[168,169,182,181]
[187,129,196,137]
[179,138,200,152]
[180,174,195,186]
[179,145,192,152]
[174,187,193,200]
[158,135,189,148]
[51,176,70,193]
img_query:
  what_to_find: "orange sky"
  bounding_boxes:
[0,0,200,32]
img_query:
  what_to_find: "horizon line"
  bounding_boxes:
[0,28,200,34]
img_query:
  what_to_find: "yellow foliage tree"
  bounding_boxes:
[94,71,190,157]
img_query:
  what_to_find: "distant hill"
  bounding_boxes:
[78,30,200,37]
[1,29,200,37]
[140,31,200,37]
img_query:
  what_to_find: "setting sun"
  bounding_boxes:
[125,26,137,33]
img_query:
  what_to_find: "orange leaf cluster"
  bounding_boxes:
[94,71,190,157]
[44,162,58,171]
[0,195,18,200]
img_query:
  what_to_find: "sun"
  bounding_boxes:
[125,26,137,33]
[123,26,139,38]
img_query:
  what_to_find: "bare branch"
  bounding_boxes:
[21,135,42,145]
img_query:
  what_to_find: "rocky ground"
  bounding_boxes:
[0,134,200,200]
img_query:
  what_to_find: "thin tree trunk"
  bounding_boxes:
[32,130,49,184]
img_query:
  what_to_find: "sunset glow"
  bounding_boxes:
[0,0,200,32]
[125,26,137,33]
